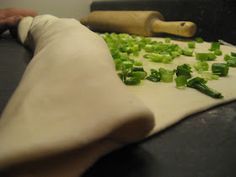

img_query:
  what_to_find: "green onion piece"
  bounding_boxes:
[134,61,143,66]
[159,68,174,82]
[128,71,147,80]
[165,38,171,43]
[124,77,141,85]
[211,63,229,76]
[146,69,161,82]
[175,76,188,88]
[224,54,236,67]
[188,41,196,49]
[195,37,204,43]
[122,61,133,69]
[195,53,216,61]
[162,54,173,63]
[187,77,223,99]
[214,49,222,56]
[143,53,163,62]
[224,54,231,61]
[231,52,236,57]
[144,44,155,52]
[171,51,181,58]
[132,67,145,72]
[200,72,219,81]
[194,61,209,72]
[182,48,193,56]
[226,59,236,67]
[209,42,220,51]
[176,64,192,79]
[118,72,125,81]
[119,52,129,61]
[114,59,123,70]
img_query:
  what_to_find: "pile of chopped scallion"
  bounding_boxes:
[100,33,235,99]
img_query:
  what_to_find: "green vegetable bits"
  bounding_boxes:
[195,53,216,61]
[176,64,192,79]
[224,54,236,67]
[194,61,209,72]
[144,53,173,63]
[159,68,175,82]
[211,63,229,77]
[209,42,220,51]
[231,52,236,57]
[175,76,188,88]
[195,37,204,43]
[101,32,234,99]
[187,77,223,99]
[188,41,196,49]
[146,69,161,82]
[182,48,193,56]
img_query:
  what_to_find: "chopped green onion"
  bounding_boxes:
[224,54,236,67]
[195,53,216,61]
[128,71,147,80]
[175,76,188,88]
[200,72,219,81]
[231,52,236,57]
[134,61,143,66]
[211,63,229,77]
[124,77,141,85]
[226,59,236,67]
[214,49,222,56]
[209,42,220,51]
[224,54,231,61]
[194,61,209,72]
[143,53,163,62]
[195,37,204,43]
[132,66,145,72]
[187,77,223,99]
[143,53,173,63]
[182,48,193,56]
[159,68,174,82]
[146,69,161,82]
[144,44,155,52]
[114,59,122,70]
[162,54,173,63]
[165,38,171,43]
[122,61,133,69]
[176,64,192,79]
[171,51,181,58]
[188,41,196,49]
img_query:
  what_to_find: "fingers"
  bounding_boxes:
[0,16,22,27]
[0,17,18,35]
[0,8,37,36]
[3,8,38,18]
[0,26,7,35]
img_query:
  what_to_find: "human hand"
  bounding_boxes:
[0,8,37,37]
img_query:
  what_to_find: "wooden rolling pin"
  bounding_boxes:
[80,11,197,37]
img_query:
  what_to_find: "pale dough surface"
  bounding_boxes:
[128,39,236,134]
[0,15,235,177]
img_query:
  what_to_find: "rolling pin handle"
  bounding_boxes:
[151,20,197,37]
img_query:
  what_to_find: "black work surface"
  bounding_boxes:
[0,35,236,177]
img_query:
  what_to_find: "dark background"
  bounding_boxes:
[91,0,236,44]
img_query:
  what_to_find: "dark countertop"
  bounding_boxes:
[0,35,236,177]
